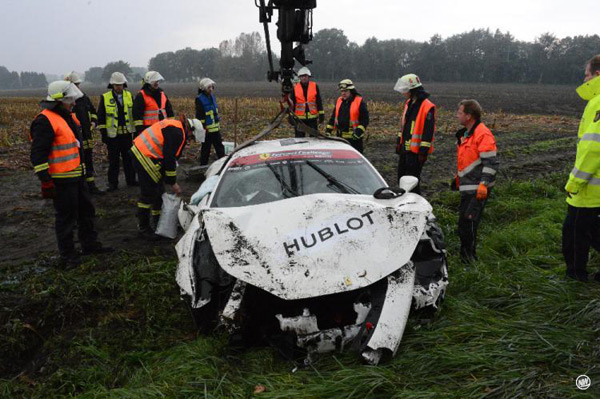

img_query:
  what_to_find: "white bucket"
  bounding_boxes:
[223,141,235,155]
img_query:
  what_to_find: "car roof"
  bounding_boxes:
[230,137,360,159]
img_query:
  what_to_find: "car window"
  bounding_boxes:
[211,150,385,208]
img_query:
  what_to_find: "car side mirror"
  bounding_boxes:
[399,176,419,192]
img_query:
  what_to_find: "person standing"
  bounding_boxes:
[30,81,111,267]
[291,67,324,137]
[393,74,435,194]
[562,54,600,282]
[196,77,225,165]
[64,71,103,195]
[97,72,137,191]
[133,71,174,136]
[453,99,499,263]
[130,116,201,240]
[325,79,369,153]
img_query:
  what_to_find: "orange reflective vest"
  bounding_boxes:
[294,82,318,119]
[334,96,363,138]
[401,99,435,154]
[133,119,186,160]
[40,109,82,177]
[140,90,167,126]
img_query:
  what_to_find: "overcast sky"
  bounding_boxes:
[0,0,596,75]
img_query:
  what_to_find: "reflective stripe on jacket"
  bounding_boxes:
[401,98,435,154]
[100,90,135,137]
[294,81,318,119]
[456,121,499,194]
[133,119,186,160]
[197,92,220,132]
[566,75,600,207]
[334,96,363,139]
[140,90,167,126]
[40,109,83,178]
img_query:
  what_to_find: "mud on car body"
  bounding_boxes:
[176,138,448,365]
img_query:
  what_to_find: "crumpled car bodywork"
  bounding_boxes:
[175,139,448,364]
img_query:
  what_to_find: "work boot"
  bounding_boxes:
[81,241,114,255]
[88,182,105,196]
[137,208,158,241]
[58,252,81,270]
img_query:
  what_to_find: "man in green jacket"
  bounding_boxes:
[562,54,600,282]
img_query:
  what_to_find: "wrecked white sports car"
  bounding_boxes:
[175,138,447,365]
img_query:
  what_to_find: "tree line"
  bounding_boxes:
[0,66,47,90]
[4,28,599,89]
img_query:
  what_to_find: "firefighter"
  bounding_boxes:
[562,54,600,282]
[325,79,369,153]
[394,74,435,195]
[291,67,325,137]
[133,71,174,136]
[63,71,103,195]
[130,116,203,240]
[196,77,225,165]
[453,99,499,263]
[97,72,137,191]
[30,81,112,267]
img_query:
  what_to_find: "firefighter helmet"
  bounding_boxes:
[394,73,422,93]
[144,71,164,84]
[198,77,216,91]
[63,71,83,84]
[46,81,83,103]
[338,79,355,90]
[109,72,127,85]
[298,67,312,77]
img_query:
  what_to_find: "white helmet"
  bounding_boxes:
[338,79,355,90]
[46,80,83,103]
[63,71,83,84]
[187,118,206,143]
[394,73,422,94]
[109,72,128,85]
[298,67,311,77]
[198,77,216,91]
[144,71,164,84]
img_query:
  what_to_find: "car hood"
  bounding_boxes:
[203,193,431,300]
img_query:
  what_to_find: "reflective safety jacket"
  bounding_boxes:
[131,119,187,184]
[140,89,166,126]
[73,93,97,148]
[328,96,367,139]
[195,92,220,132]
[565,75,600,207]
[456,121,499,194]
[293,81,320,119]
[98,90,135,137]
[30,108,84,180]
[399,97,435,154]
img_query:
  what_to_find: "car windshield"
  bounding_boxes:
[211,149,385,208]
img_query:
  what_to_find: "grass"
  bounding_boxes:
[1,173,599,399]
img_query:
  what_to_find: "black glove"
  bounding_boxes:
[318,114,325,124]
[41,180,55,199]
[395,137,402,154]
[418,152,428,164]
[352,129,364,140]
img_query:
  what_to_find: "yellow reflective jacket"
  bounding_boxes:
[565,75,600,207]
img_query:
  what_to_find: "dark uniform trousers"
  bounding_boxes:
[458,192,489,262]
[397,151,423,194]
[83,146,95,182]
[200,131,225,166]
[53,179,97,257]
[132,155,165,227]
[562,205,600,280]
[347,137,364,154]
[106,134,135,187]
[294,118,319,138]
